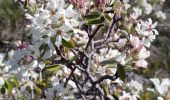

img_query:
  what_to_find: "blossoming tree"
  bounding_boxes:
[0,0,169,100]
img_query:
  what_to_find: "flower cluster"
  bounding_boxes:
[149,78,170,100]
[0,0,163,99]
[129,0,166,20]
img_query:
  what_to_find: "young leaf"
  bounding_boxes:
[69,55,78,61]
[121,9,127,17]
[19,94,25,100]
[100,58,116,66]
[34,85,42,94]
[87,17,103,25]
[9,78,19,88]
[46,64,63,72]
[4,80,13,94]
[104,13,112,22]
[39,44,49,57]
[62,38,75,48]
[50,37,56,44]
[1,87,6,94]
[24,0,29,9]
[39,44,48,52]
[102,84,110,96]
[45,60,52,65]
[85,12,101,19]
[113,1,121,8]
[36,80,46,87]
[117,64,126,82]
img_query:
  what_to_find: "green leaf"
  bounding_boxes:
[113,1,121,8]
[39,44,48,52]
[102,84,110,96]
[9,78,19,88]
[39,44,49,57]
[104,13,112,22]
[100,58,116,66]
[85,12,101,19]
[36,80,46,87]
[69,55,78,61]
[87,17,103,25]
[4,80,13,94]
[45,60,52,65]
[62,38,75,48]
[46,64,63,72]
[1,87,6,94]
[50,37,56,44]
[24,0,29,9]
[34,85,42,94]
[19,94,24,100]
[117,64,126,82]
[125,65,132,71]
[121,9,127,17]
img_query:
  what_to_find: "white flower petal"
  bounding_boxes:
[135,59,147,68]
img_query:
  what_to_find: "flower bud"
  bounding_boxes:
[130,44,144,55]
[69,0,85,9]
[93,0,106,12]
[69,0,86,15]
[15,40,27,49]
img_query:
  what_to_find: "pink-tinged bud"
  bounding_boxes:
[147,25,152,32]
[24,55,34,64]
[15,41,28,49]
[136,44,144,51]
[130,44,144,55]
[69,0,86,15]
[93,0,106,11]
[69,0,85,9]
[79,0,85,8]
[20,55,34,66]
[69,0,77,6]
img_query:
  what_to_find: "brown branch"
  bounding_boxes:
[85,24,103,51]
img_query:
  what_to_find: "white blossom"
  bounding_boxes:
[150,78,170,98]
